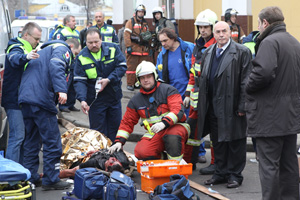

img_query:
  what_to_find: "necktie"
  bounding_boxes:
[216,48,223,58]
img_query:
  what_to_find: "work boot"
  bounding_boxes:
[42,180,71,191]
[199,164,216,175]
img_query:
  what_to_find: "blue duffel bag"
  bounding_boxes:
[73,167,108,200]
[103,171,136,200]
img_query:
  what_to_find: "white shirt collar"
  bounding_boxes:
[216,39,231,54]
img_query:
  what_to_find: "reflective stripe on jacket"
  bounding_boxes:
[115,82,189,144]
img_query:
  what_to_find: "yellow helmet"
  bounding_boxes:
[194,9,218,26]
[136,61,158,81]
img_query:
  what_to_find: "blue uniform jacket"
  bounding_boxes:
[1,37,32,109]
[52,25,80,41]
[156,37,194,97]
[18,40,72,114]
[73,42,127,105]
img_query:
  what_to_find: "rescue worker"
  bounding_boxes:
[156,28,194,117]
[90,11,118,44]
[1,22,41,163]
[183,9,217,171]
[125,4,153,91]
[52,15,80,42]
[18,38,81,190]
[224,8,245,43]
[108,61,190,161]
[152,6,176,34]
[73,28,126,142]
[53,15,81,113]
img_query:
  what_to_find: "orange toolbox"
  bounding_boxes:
[136,160,192,193]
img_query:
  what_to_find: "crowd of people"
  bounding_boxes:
[2,4,300,200]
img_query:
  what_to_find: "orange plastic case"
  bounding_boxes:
[137,160,192,193]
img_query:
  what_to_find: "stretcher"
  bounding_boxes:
[0,155,36,200]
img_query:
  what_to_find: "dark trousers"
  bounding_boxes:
[21,104,61,185]
[89,100,122,142]
[206,105,246,183]
[256,134,299,200]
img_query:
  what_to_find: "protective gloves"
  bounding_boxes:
[150,122,166,133]
[108,142,122,154]
[126,47,132,55]
[26,50,39,60]
[183,97,190,108]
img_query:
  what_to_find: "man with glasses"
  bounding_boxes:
[1,22,41,164]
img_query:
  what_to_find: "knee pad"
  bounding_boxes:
[163,135,182,157]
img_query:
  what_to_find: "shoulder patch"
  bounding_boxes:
[57,34,61,40]
[65,51,70,59]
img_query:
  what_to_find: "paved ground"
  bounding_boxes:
[33,76,300,199]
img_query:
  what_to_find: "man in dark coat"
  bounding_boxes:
[246,6,300,200]
[197,21,252,188]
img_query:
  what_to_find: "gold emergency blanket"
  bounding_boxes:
[60,127,112,170]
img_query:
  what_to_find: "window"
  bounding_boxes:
[76,20,84,26]
[161,0,175,19]
[60,5,70,12]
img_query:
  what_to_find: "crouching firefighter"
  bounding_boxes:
[108,61,190,161]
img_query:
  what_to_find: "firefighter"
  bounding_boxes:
[124,4,153,91]
[224,8,245,43]
[109,61,190,161]
[73,28,127,142]
[183,9,218,172]
[152,6,176,34]
[18,38,81,190]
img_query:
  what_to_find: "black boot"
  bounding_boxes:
[199,164,216,175]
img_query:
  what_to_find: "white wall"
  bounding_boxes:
[222,0,252,15]
[177,0,194,19]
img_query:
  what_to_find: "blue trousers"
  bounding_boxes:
[5,109,25,163]
[21,104,61,185]
[89,100,122,142]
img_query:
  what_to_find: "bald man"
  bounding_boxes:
[196,21,252,188]
[90,11,118,44]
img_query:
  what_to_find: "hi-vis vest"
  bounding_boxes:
[54,26,80,42]
[6,37,33,70]
[78,47,116,79]
[95,25,116,43]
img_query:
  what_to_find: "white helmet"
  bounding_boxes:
[152,6,163,14]
[194,9,218,26]
[136,61,158,81]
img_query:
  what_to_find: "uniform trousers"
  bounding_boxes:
[135,124,188,160]
[89,99,122,142]
[126,54,152,86]
[21,104,61,185]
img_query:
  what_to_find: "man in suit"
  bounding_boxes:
[196,21,252,188]
[246,6,300,199]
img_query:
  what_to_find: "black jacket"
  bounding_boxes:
[197,39,252,142]
[246,22,300,137]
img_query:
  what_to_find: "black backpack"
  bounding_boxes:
[163,18,179,36]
